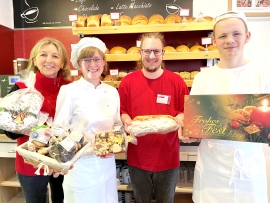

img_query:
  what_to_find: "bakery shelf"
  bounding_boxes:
[117,183,193,193]
[106,51,219,62]
[1,175,20,187]
[102,79,193,88]
[72,22,214,35]
[7,191,25,203]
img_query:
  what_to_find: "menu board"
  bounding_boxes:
[13,0,193,28]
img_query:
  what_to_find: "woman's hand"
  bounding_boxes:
[48,165,74,178]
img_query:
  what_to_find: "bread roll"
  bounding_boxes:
[128,115,179,136]
[179,71,191,79]
[164,46,176,52]
[103,75,115,81]
[197,16,213,22]
[76,16,87,27]
[127,46,140,54]
[101,14,112,26]
[105,48,110,54]
[109,46,126,54]
[132,14,148,25]
[148,14,164,24]
[190,71,199,79]
[164,14,182,24]
[190,45,205,52]
[183,17,196,23]
[87,14,102,27]
[208,45,218,51]
[176,45,190,52]
[118,71,128,78]
[116,15,132,26]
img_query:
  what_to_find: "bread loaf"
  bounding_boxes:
[101,14,112,26]
[109,46,126,54]
[128,115,179,136]
[190,45,205,52]
[116,15,132,26]
[190,71,199,79]
[87,14,102,27]
[132,14,148,25]
[176,45,190,52]
[197,16,213,22]
[76,16,87,27]
[127,46,140,54]
[208,45,218,51]
[183,17,196,23]
[179,71,191,79]
[164,46,176,52]
[164,14,182,24]
[148,14,164,24]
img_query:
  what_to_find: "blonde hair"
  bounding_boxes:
[136,32,165,70]
[77,47,108,74]
[27,37,71,80]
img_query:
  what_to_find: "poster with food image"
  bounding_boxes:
[183,94,270,143]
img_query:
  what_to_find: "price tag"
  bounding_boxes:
[68,14,78,22]
[179,8,190,17]
[110,69,119,76]
[110,12,120,20]
[60,137,75,152]
[136,40,141,47]
[201,37,212,45]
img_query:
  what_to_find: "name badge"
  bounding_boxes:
[156,94,171,104]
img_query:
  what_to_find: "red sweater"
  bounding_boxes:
[118,69,189,172]
[15,71,70,176]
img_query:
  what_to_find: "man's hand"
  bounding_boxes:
[121,114,132,134]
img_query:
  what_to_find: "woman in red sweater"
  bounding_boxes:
[5,37,71,203]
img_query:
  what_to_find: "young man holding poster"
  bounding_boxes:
[180,11,270,203]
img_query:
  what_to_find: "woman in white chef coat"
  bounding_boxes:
[180,11,270,203]
[53,37,122,203]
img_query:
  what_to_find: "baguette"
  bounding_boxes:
[128,115,179,136]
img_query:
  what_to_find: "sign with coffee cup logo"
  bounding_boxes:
[13,0,193,28]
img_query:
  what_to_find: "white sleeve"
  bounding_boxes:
[113,90,123,132]
[54,85,73,126]
[190,73,202,95]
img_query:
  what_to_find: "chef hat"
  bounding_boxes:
[214,11,248,29]
[70,37,107,69]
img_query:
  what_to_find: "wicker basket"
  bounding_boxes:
[16,141,91,174]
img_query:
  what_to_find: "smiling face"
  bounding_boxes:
[213,18,251,64]
[33,44,64,78]
[140,37,165,73]
[79,49,105,85]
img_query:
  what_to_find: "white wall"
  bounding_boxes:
[0,0,13,29]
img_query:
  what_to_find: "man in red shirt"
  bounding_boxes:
[118,32,189,203]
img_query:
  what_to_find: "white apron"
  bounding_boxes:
[63,155,118,203]
[192,139,268,203]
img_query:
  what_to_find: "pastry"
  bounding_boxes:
[190,71,199,79]
[87,14,102,27]
[103,75,115,81]
[115,15,132,26]
[164,14,182,24]
[190,45,205,52]
[101,14,112,26]
[127,46,140,54]
[128,115,179,137]
[118,71,128,79]
[197,16,213,22]
[183,17,196,23]
[176,45,190,52]
[76,16,87,27]
[208,45,218,51]
[179,71,191,79]
[109,46,126,54]
[148,14,164,24]
[164,46,176,52]
[132,14,148,25]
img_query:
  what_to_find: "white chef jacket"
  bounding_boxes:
[54,77,122,203]
[190,62,270,203]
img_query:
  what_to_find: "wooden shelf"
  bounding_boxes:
[7,191,25,203]
[72,22,214,35]
[117,183,193,193]
[1,175,20,187]
[106,51,219,62]
[102,79,193,88]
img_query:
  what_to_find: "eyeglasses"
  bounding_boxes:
[141,49,164,56]
[81,57,103,65]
